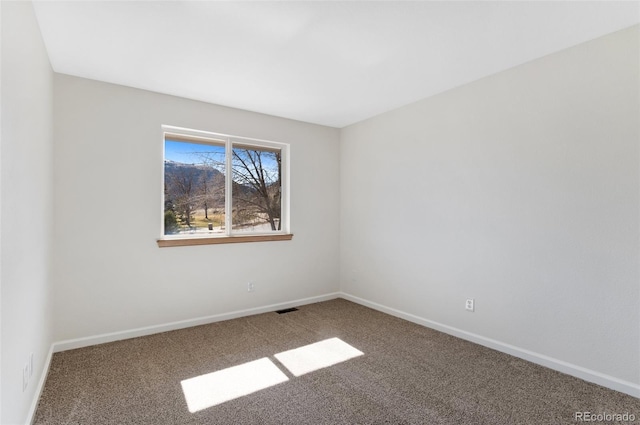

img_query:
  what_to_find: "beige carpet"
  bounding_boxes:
[34,299,639,424]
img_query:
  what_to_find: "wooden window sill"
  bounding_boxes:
[157,234,293,247]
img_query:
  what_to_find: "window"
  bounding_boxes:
[158,125,291,247]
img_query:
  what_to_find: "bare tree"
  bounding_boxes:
[232,148,281,230]
[194,152,226,222]
[166,163,200,228]
[195,169,221,220]
[165,145,280,233]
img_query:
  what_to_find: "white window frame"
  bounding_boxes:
[158,125,291,247]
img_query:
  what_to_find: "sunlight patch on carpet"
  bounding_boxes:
[274,337,364,377]
[181,357,289,413]
[181,338,364,412]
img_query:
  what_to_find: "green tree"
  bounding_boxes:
[163,183,180,234]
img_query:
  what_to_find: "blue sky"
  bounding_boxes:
[165,140,225,165]
[165,140,280,177]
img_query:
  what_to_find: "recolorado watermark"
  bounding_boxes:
[574,411,636,422]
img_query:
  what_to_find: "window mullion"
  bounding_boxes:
[225,138,233,236]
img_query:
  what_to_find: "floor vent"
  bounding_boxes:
[275,307,299,314]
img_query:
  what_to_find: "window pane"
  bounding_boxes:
[231,145,282,233]
[164,139,226,236]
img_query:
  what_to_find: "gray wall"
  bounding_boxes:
[52,75,341,342]
[1,2,55,423]
[340,25,639,389]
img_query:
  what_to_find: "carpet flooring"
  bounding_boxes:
[34,299,639,424]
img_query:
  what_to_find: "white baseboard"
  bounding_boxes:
[27,290,637,425]
[26,345,54,425]
[27,292,339,424]
[53,292,341,353]
[339,292,640,399]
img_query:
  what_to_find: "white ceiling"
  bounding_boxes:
[33,1,639,128]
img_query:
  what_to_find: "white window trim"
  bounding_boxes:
[158,125,291,246]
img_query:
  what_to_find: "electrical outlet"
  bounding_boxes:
[247,282,255,292]
[465,298,475,312]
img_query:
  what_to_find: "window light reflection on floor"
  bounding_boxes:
[180,357,289,413]
[274,337,364,377]
[181,337,364,413]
